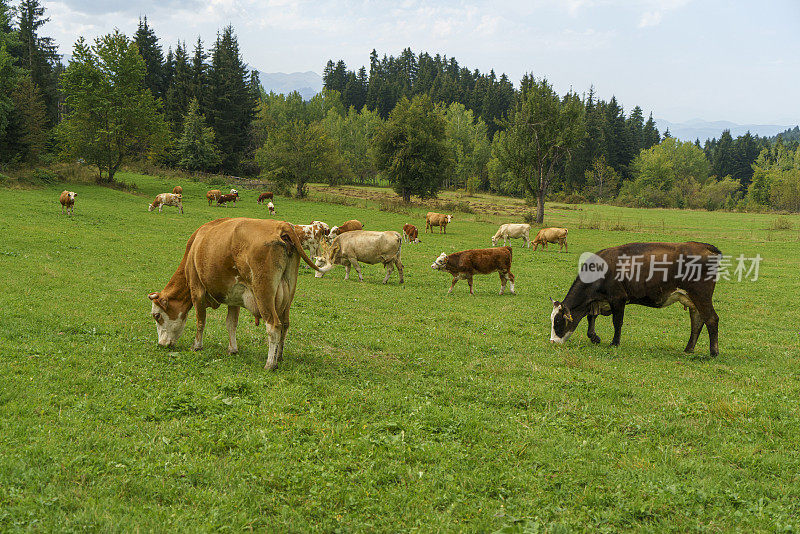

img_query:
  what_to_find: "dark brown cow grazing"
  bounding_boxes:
[258,192,273,203]
[550,241,721,356]
[217,193,238,207]
[402,223,420,244]
[431,247,515,295]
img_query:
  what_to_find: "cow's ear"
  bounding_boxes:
[149,292,168,310]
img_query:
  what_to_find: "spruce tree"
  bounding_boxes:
[165,41,191,133]
[642,113,660,149]
[206,25,257,172]
[177,98,221,172]
[16,0,60,126]
[134,16,165,100]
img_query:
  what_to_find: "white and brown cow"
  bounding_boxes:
[217,193,238,207]
[402,223,420,244]
[207,190,222,206]
[315,230,403,284]
[533,227,568,252]
[149,193,183,214]
[148,217,320,370]
[328,219,363,241]
[267,201,275,215]
[59,190,77,215]
[492,223,531,247]
[426,212,453,233]
[431,246,515,295]
[293,220,330,261]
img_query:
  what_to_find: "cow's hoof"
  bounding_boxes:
[191,342,203,351]
[264,360,279,370]
[589,335,601,344]
[228,347,238,355]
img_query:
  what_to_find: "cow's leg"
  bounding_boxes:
[563,239,568,253]
[587,314,601,344]
[352,260,363,282]
[396,258,404,284]
[382,261,394,284]
[705,305,720,356]
[192,304,207,351]
[226,306,240,354]
[683,308,704,354]
[610,303,625,346]
[499,272,507,295]
[507,271,516,294]
[448,276,459,294]
[467,276,474,295]
[180,203,184,214]
[344,263,350,280]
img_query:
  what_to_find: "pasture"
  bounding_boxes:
[1,173,799,532]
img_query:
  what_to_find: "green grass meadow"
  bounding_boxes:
[1,174,800,532]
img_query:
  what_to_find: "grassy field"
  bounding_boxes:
[1,173,799,532]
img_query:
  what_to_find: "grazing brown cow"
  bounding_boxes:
[329,219,363,239]
[207,190,222,206]
[148,217,321,369]
[217,193,238,207]
[149,193,183,213]
[431,246,515,295]
[402,223,420,244]
[257,192,273,203]
[550,241,721,356]
[533,227,568,252]
[426,212,453,233]
[59,190,77,215]
[172,186,183,195]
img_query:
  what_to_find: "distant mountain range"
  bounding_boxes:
[654,118,796,142]
[257,71,322,100]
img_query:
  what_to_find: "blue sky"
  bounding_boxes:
[41,0,800,125]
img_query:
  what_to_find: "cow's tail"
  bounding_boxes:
[282,222,321,271]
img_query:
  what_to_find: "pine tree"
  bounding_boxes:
[712,130,735,178]
[206,26,257,172]
[643,113,660,149]
[134,16,165,100]
[190,37,207,112]
[165,41,191,133]
[177,98,221,172]
[8,74,47,162]
[16,0,60,126]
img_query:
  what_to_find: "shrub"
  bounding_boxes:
[770,216,793,230]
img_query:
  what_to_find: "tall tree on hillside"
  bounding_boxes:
[16,0,60,125]
[642,113,660,149]
[206,26,257,172]
[59,31,168,183]
[177,98,221,172]
[493,76,585,223]
[165,40,190,132]
[711,129,736,178]
[7,74,47,161]
[256,119,345,197]
[134,16,165,100]
[0,0,20,150]
[372,94,452,201]
[189,37,207,111]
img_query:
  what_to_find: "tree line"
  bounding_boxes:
[1,0,798,218]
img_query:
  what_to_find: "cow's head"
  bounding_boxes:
[148,203,155,212]
[148,292,187,347]
[446,214,453,223]
[230,189,238,196]
[314,241,337,278]
[431,252,448,270]
[491,235,498,246]
[69,192,76,201]
[550,298,575,344]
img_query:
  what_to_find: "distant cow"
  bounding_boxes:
[533,227,568,252]
[217,193,238,207]
[207,190,222,206]
[172,186,183,195]
[258,192,274,203]
[267,201,275,215]
[294,220,330,261]
[329,219,363,240]
[550,241,721,356]
[402,223,420,244]
[149,193,183,214]
[426,212,452,233]
[315,230,403,284]
[492,223,531,247]
[148,218,321,369]
[431,246,515,295]
[229,189,238,195]
[59,190,77,215]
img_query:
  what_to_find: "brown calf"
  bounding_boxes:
[431,246,515,295]
[59,190,77,215]
[258,192,273,203]
[207,190,222,206]
[217,193,238,207]
[402,223,420,243]
[533,227,568,252]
